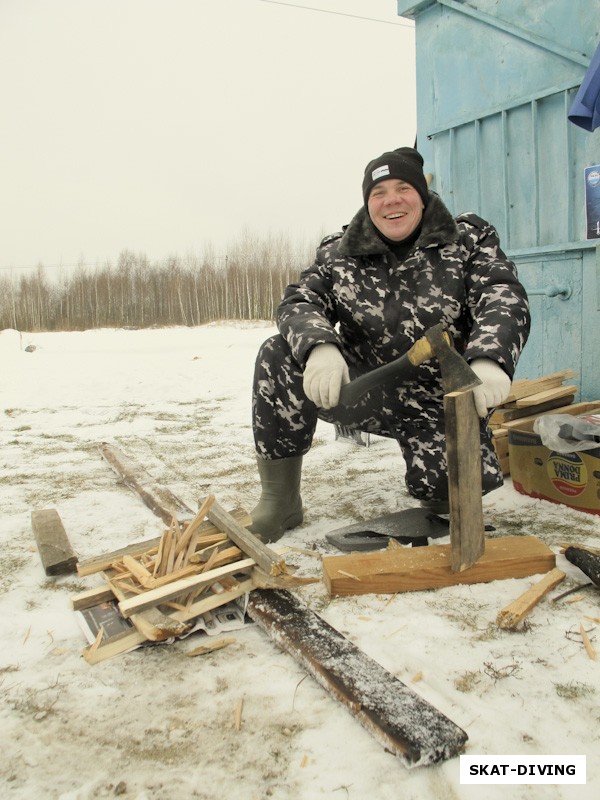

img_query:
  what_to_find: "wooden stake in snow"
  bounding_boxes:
[444,389,485,572]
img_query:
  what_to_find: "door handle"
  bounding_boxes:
[527,284,572,300]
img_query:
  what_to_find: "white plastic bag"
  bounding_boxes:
[533,413,600,452]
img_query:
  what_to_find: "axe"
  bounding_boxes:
[338,323,480,406]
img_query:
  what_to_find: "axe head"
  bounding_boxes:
[424,324,482,394]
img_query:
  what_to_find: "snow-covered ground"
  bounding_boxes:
[1,323,598,800]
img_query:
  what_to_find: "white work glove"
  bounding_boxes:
[303,343,350,410]
[470,358,511,418]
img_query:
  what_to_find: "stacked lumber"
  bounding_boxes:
[73,496,292,664]
[490,369,577,475]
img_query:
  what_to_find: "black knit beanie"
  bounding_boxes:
[362,147,429,207]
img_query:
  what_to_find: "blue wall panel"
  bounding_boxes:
[398,0,600,398]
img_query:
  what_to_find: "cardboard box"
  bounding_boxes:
[508,402,600,515]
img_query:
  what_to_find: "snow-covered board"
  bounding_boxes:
[247,588,468,767]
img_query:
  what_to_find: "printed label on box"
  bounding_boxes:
[547,451,587,497]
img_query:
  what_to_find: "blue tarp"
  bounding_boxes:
[569,41,600,132]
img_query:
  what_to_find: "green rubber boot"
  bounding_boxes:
[249,456,303,543]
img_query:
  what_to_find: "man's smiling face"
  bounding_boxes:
[367,178,424,242]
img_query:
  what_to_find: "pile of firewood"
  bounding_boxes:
[103,496,251,611]
[490,369,577,475]
[72,495,298,664]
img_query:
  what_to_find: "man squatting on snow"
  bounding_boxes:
[249,147,531,542]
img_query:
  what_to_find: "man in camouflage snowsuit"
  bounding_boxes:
[250,147,530,541]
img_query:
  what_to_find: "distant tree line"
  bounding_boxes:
[0,232,319,331]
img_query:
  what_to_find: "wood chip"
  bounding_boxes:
[234,697,244,731]
[186,637,235,658]
[83,626,104,664]
[580,624,597,661]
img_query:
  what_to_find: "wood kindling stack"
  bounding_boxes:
[489,369,577,475]
[73,495,290,663]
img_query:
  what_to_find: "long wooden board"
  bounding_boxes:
[31,508,78,575]
[247,589,468,767]
[514,384,577,409]
[322,535,556,597]
[490,394,575,426]
[99,441,195,524]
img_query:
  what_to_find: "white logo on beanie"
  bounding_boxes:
[371,165,390,181]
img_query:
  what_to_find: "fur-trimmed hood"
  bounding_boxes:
[337,192,460,257]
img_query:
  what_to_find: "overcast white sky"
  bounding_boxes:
[0,0,416,273]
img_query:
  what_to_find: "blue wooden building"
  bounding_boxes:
[397,0,600,399]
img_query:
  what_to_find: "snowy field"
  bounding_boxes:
[1,322,598,800]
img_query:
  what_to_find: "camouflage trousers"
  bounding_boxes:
[252,334,503,502]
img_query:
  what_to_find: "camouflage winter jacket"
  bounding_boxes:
[277,192,530,387]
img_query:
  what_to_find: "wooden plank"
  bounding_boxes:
[504,370,577,403]
[76,508,249,576]
[514,384,577,408]
[71,585,116,611]
[117,558,256,617]
[31,508,78,575]
[496,568,566,629]
[99,441,195,524]
[247,589,468,766]
[106,572,192,641]
[490,393,575,425]
[322,535,556,597]
[501,403,581,431]
[444,389,484,572]
[207,499,287,577]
